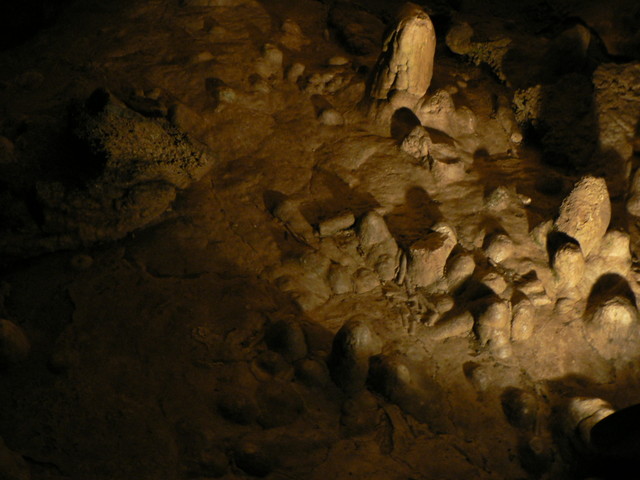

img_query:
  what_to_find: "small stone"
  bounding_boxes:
[358,211,395,249]
[530,220,553,250]
[445,252,476,290]
[501,387,539,431]
[265,320,307,362]
[319,212,355,237]
[0,319,30,367]
[273,198,316,245]
[474,299,511,347]
[552,241,585,287]
[585,295,639,359]
[431,311,474,341]
[318,108,344,126]
[555,176,611,256]
[511,298,535,342]
[485,233,515,264]
[353,268,379,293]
[328,316,382,392]
[255,44,283,80]
[70,253,93,271]
[328,56,349,66]
[598,230,631,259]
[481,271,508,296]
[285,63,305,83]
[190,51,214,64]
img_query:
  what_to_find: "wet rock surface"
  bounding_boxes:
[2,1,640,479]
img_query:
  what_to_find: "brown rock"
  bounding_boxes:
[0,319,30,366]
[407,226,456,288]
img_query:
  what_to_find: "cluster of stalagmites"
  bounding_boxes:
[270,173,638,385]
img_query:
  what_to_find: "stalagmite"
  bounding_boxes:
[366,3,436,118]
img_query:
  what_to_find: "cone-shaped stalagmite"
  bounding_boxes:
[368,3,436,104]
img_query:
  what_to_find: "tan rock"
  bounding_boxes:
[552,242,585,288]
[407,225,456,288]
[511,297,535,342]
[368,3,436,102]
[555,176,611,256]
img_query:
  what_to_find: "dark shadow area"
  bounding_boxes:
[586,273,637,313]
[544,371,640,479]
[0,0,72,51]
[383,186,442,249]
[546,230,579,265]
[390,107,421,142]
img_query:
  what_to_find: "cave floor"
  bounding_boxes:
[1,1,640,479]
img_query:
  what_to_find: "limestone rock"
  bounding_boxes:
[474,299,511,348]
[552,242,585,288]
[594,63,640,168]
[555,176,611,256]
[34,89,213,245]
[278,19,310,51]
[0,319,30,366]
[406,226,456,289]
[585,295,640,360]
[367,353,412,400]
[368,4,436,102]
[485,233,514,264]
[255,44,283,81]
[328,316,382,392]
[430,310,474,341]
[285,63,305,84]
[353,268,380,293]
[445,252,476,291]
[627,167,640,217]
[357,212,399,282]
[318,108,344,126]
[273,199,316,246]
[415,89,477,138]
[565,397,615,449]
[295,358,330,387]
[511,297,535,342]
